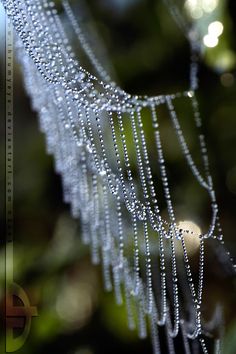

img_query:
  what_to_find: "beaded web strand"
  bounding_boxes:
[3,0,235,353]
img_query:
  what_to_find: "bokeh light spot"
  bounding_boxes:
[203,34,219,48]
[220,73,234,87]
[176,220,201,256]
[208,21,224,37]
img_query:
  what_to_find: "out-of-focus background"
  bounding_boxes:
[0,0,236,353]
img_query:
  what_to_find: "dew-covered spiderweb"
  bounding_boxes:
[2,0,235,353]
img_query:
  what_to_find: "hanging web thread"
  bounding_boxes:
[2,0,235,353]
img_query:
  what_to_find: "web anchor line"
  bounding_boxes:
[2,0,236,353]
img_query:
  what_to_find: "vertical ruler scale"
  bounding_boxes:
[5,12,15,353]
[4,12,38,353]
[5,5,14,289]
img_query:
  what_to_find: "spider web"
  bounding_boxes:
[2,0,235,353]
